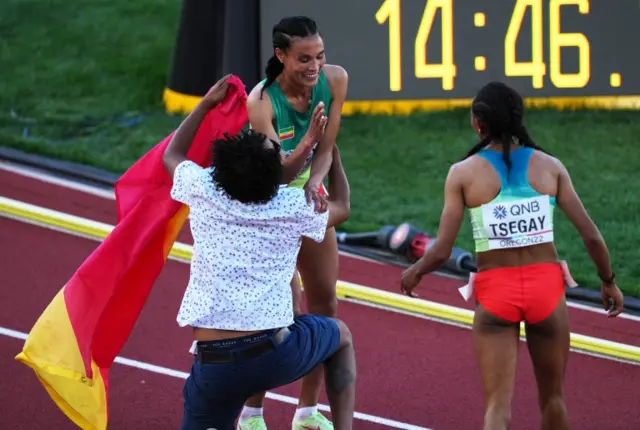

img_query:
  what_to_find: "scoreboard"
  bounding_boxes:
[259,1,640,114]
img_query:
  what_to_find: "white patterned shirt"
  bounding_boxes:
[170,160,329,331]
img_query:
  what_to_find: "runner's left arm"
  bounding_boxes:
[413,163,466,275]
[305,65,349,190]
[162,75,231,179]
[325,145,351,228]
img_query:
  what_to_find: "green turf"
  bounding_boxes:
[2,0,639,297]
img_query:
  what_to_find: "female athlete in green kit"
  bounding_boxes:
[237,16,349,430]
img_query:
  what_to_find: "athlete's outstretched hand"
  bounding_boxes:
[400,264,422,298]
[301,102,328,211]
[302,102,328,148]
[601,281,624,318]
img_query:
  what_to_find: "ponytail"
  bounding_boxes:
[260,55,284,99]
[465,82,552,183]
[463,101,493,161]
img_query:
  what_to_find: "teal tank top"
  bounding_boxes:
[261,70,333,188]
[468,147,557,253]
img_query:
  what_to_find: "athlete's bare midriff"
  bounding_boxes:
[192,327,268,342]
[462,143,562,272]
[475,243,560,271]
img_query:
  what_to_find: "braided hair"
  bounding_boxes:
[464,82,548,181]
[259,16,318,99]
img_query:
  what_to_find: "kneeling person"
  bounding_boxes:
[162,75,356,430]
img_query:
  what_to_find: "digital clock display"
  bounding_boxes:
[259,0,640,114]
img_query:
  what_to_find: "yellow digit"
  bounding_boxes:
[549,0,590,88]
[414,0,456,91]
[504,0,546,89]
[376,0,402,92]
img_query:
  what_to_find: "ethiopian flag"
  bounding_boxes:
[15,76,248,430]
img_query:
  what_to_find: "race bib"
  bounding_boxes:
[482,195,553,250]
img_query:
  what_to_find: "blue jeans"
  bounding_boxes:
[180,314,341,430]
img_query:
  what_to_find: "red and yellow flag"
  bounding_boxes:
[15,76,249,430]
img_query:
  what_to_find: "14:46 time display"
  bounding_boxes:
[375,0,592,92]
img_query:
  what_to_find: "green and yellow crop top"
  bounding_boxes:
[468,147,557,253]
[261,70,333,188]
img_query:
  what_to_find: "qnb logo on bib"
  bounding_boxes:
[482,195,554,250]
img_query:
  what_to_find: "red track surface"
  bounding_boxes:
[1,167,640,429]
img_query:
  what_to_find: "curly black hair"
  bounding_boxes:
[211,130,283,204]
[463,81,549,181]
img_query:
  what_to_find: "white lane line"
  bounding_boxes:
[3,210,640,367]
[342,298,640,367]
[2,161,639,322]
[0,161,116,199]
[0,326,432,430]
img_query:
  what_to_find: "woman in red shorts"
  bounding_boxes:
[400,81,624,430]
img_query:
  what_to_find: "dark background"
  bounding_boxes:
[259,0,640,102]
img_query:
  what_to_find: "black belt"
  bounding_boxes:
[195,327,289,364]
